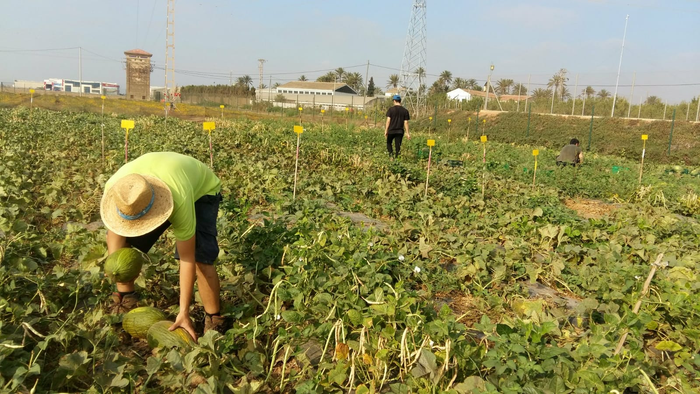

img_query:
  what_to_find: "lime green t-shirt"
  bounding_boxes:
[104,152,221,241]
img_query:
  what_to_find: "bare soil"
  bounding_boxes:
[564,198,620,219]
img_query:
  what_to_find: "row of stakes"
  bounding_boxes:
[110,119,650,199]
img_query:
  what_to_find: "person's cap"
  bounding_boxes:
[100,174,173,237]
[392,94,401,101]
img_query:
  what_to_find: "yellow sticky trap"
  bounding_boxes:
[427,140,435,147]
[29,89,35,94]
[429,117,433,120]
[321,109,325,113]
[121,120,135,130]
[468,117,472,121]
[483,119,486,123]
[298,107,303,111]
[533,149,539,156]
[345,108,349,112]
[448,119,452,123]
[294,125,303,134]
[364,115,368,119]
[203,122,216,131]
[641,134,648,140]
[220,105,224,109]
[101,95,106,100]
[481,135,487,143]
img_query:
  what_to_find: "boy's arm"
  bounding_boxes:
[404,120,410,139]
[170,236,197,340]
[385,117,391,137]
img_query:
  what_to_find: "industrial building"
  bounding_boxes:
[256,81,379,110]
[42,78,119,95]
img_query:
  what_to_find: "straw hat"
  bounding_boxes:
[100,174,173,237]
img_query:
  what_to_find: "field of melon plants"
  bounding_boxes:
[3,106,700,393]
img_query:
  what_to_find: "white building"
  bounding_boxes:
[257,81,380,110]
[276,81,358,96]
[13,80,44,89]
[447,88,472,101]
[447,88,497,102]
[43,78,120,95]
[385,87,400,98]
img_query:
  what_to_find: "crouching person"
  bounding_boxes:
[100,152,225,339]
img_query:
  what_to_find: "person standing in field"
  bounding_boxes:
[556,138,583,167]
[100,152,225,339]
[385,94,411,158]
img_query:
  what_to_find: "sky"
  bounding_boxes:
[0,0,699,103]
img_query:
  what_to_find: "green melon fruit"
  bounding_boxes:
[123,307,167,339]
[147,321,196,349]
[105,248,145,283]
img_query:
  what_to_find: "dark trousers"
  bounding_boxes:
[127,193,222,264]
[387,132,404,157]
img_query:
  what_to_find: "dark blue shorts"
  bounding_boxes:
[126,193,222,264]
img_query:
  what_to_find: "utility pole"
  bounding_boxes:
[571,73,578,115]
[363,60,369,110]
[164,0,176,103]
[258,59,266,92]
[550,83,556,114]
[696,92,700,122]
[627,71,636,118]
[638,96,642,119]
[524,74,531,112]
[611,14,629,117]
[484,64,494,110]
[79,47,82,97]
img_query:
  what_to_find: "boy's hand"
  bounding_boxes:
[170,311,197,341]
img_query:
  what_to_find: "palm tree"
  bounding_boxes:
[597,89,611,99]
[547,69,568,100]
[334,68,346,82]
[645,95,661,105]
[583,86,595,98]
[439,70,453,87]
[495,79,514,95]
[298,75,308,81]
[465,78,481,91]
[273,82,281,88]
[386,74,400,89]
[236,75,253,89]
[344,72,363,92]
[531,88,552,100]
[452,77,468,90]
[415,67,426,91]
[317,72,337,83]
[513,83,528,96]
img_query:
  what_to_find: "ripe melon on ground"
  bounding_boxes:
[123,307,167,339]
[105,248,145,283]
[147,321,196,349]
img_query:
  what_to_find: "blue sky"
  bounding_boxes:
[1,0,698,102]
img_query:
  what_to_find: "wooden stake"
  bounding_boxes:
[639,135,647,184]
[481,135,487,200]
[613,253,665,355]
[203,122,216,169]
[466,117,471,143]
[120,120,134,164]
[293,126,303,200]
[532,150,539,187]
[425,140,435,198]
